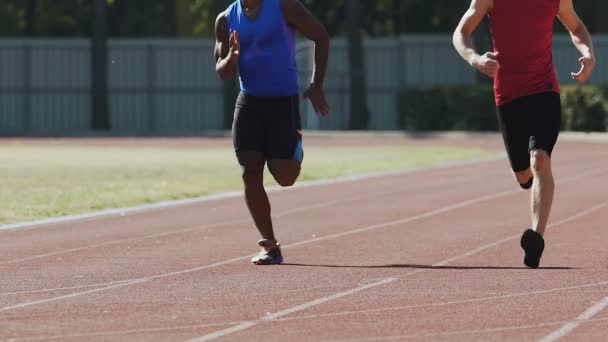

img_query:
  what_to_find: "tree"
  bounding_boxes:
[347,0,369,129]
[175,0,195,36]
[25,0,36,36]
[91,0,110,130]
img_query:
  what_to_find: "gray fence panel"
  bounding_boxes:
[554,36,608,85]
[110,94,148,131]
[0,44,25,88]
[109,41,154,132]
[1,35,607,134]
[29,40,90,131]
[0,94,23,130]
[0,42,26,131]
[31,94,90,130]
[153,40,223,132]
[321,39,350,130]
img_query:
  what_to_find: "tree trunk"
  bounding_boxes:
[165,0,177,36]
[91,0,110,131]
[347,0,370,130]
[26,0,36,36]
[175,0,194,37]
[594,0,608,32]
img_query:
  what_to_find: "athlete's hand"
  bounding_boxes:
[303,84,330,117]
[228,30,240,60]
[472,51,500,78]
[571,54,595,84]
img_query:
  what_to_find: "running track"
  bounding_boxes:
[1,137,607,341]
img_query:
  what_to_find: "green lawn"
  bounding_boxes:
[0,144,491,224]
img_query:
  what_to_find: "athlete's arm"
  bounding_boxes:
[453,0,499,78]
[281,0,330,116]
[214,12,239,81]
[558,0,596,84]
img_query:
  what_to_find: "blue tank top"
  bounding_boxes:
[226,0,299,97]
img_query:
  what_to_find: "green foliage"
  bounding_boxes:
[0,1,25,36]
[398,86,497,131]
[1,0,607,38]
[191,0,229,37]
[561,85,608,132]
[398,85,608,132]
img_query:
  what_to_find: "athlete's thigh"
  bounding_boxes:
[496,99,531,172]
[237,151,265,171]
[264,95,303,160]
[232,92,265,156]
[267,159,301,184]
[527,92,561,156]
[265,95,303,183]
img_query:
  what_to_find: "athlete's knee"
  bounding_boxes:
[241,166,264,186]
[274,172,298,187]
[268,161,300,187]
[531,150,550,173]
[514,169,533,189]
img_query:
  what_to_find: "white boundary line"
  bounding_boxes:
[0,155,504,232]
[539,296,608,342]
[24,281,608,341]
[0,166,604,315]
[186,278,401,342]
[281,280,608,323]
[186,198,608,341]
[329,318,608,342]
[0,178,464,267]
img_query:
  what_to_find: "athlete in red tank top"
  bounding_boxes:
[452,0,596,268]
[489,0,560,105]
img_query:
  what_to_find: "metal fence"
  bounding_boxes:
[1,35,607,135]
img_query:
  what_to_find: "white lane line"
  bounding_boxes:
[328,317,608,341]
[0,179,463,267]
[21,281,608,341]
[0,167,602,315]
[0,279,148,313]
[185,278,400,342]
[20,321,246,341]
[435,199,608,267]
[0,280,133,297]
[539,296,608,342]
[0,184,504,311]
[283,168,607,254]
[183,175,608,341]
[0,155,504,232]
[280,280,608,322]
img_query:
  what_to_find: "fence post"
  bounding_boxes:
[91,0,110,131]
[147,43,157,133]
[395,37,406,129]
[22,42,32,132]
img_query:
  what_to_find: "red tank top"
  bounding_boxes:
[489,0,560,106]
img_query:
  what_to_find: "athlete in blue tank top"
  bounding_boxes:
[214,0,330,265]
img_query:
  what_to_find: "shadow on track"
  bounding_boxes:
[282,263,575,270]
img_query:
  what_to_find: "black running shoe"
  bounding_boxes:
[520,177,534,190]
[520,229,545,268]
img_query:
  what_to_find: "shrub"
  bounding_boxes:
[561,85,608,132]
[397,85,608,132]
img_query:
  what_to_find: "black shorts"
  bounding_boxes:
[496,92,561,172]
[232,92,303,161]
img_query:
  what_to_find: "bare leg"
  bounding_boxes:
[530,149,554,236]
[267,159,302,187]
[237,151,276,242]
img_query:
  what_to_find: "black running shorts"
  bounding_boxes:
[496,92,562,172]
[232,92,303,161]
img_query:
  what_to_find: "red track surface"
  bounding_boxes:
[1,137,608,341]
